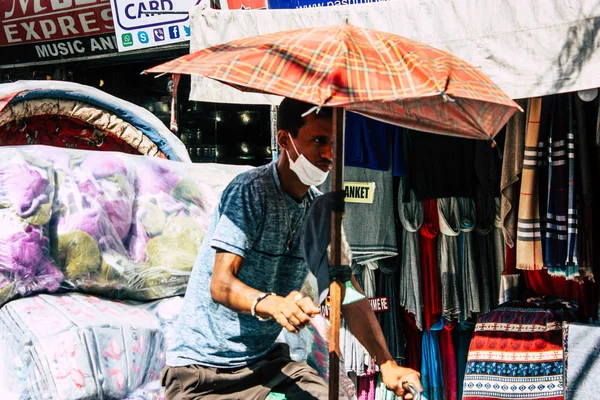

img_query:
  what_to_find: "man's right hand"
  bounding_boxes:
[254,291,320,333]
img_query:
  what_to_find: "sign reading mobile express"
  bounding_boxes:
[0,0,118,66]
[267,0,389,9]
[109,0,200,51]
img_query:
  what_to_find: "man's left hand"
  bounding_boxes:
[379,360,422,399]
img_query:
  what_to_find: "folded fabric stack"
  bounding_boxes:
[463,296,580,400]
[0,292,185,400]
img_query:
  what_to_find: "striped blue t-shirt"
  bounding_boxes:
[166,162,319,368]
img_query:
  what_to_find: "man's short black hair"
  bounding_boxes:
[277,98,333,138]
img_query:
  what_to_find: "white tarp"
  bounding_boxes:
[188,0,600,104]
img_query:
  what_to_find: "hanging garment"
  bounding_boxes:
[455,321,475,400]
[474,190,503,315]
[439,323,458,400]
[473,187,500,312]
[500,99,529,248]
[377,260,404,364]
[345,112,406,173]
[500,244,521,304]
[392,129,407,177]
[404,130,476,200]
[397,182,424,330]
[536,97,552,267]
[475,141,502,199]
[462,297,579,400]
[437,197,461,321]
[573,95,594,280]
[421,320,445,400]
[516,98,544,270]
[493,198,506,307]
[320,166,397,263]
[420,199,442,330]
[375,373,396,400]
[596,98,600,147]
[458,197,480,322]
[403,311,423,372]
[544,95,579,278]
[473,233,494,316]
[341,262,377,375]
[357,373,376,400]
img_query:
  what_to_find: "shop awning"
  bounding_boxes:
[188,0,600,104]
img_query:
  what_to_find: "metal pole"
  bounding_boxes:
[329,107,345,400]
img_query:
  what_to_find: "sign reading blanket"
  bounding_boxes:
[0,0,117,67]
[344,182,375,204]
[109,0,199,51]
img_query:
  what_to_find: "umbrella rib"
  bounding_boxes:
[452,98,494,139]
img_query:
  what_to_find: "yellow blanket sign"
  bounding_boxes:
[344,182,375,204]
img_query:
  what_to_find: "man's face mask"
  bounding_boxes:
[286,133,329,186]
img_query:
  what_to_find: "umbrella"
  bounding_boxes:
[146,22,520,399]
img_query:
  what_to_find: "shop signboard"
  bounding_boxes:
[344,181,375,204]
[0,0,117,67]
[321,296,389,317]
[109,0,200,51]
[266,0,389,9]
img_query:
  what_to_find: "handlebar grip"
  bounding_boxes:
[401,382,421,400]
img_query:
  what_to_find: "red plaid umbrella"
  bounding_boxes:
[147,23,519,399]
[147,23,519,139]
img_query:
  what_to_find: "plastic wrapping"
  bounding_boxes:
[0,145,251,305]
[0,292,183,400]
[0,150,63,305]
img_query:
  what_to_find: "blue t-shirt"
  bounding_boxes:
[166,162,320,368]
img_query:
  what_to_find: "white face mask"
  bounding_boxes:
[286,133,330,186]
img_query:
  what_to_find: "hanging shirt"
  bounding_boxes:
[421,320,445,400]
[320,165,397,263]
[344,112,406,176]
[404,130,476,200]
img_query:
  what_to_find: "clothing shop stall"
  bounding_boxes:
[186,1,600,399]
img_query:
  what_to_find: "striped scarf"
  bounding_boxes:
[516,98,544,270]
[544,95,578,278]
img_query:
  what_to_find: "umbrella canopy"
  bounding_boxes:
[147,23,520,140]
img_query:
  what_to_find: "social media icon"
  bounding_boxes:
[183,25,191,37]
[153,28,165,42]
[138,31,149,44]
[168,26,180,39]
[121,33,133,47]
